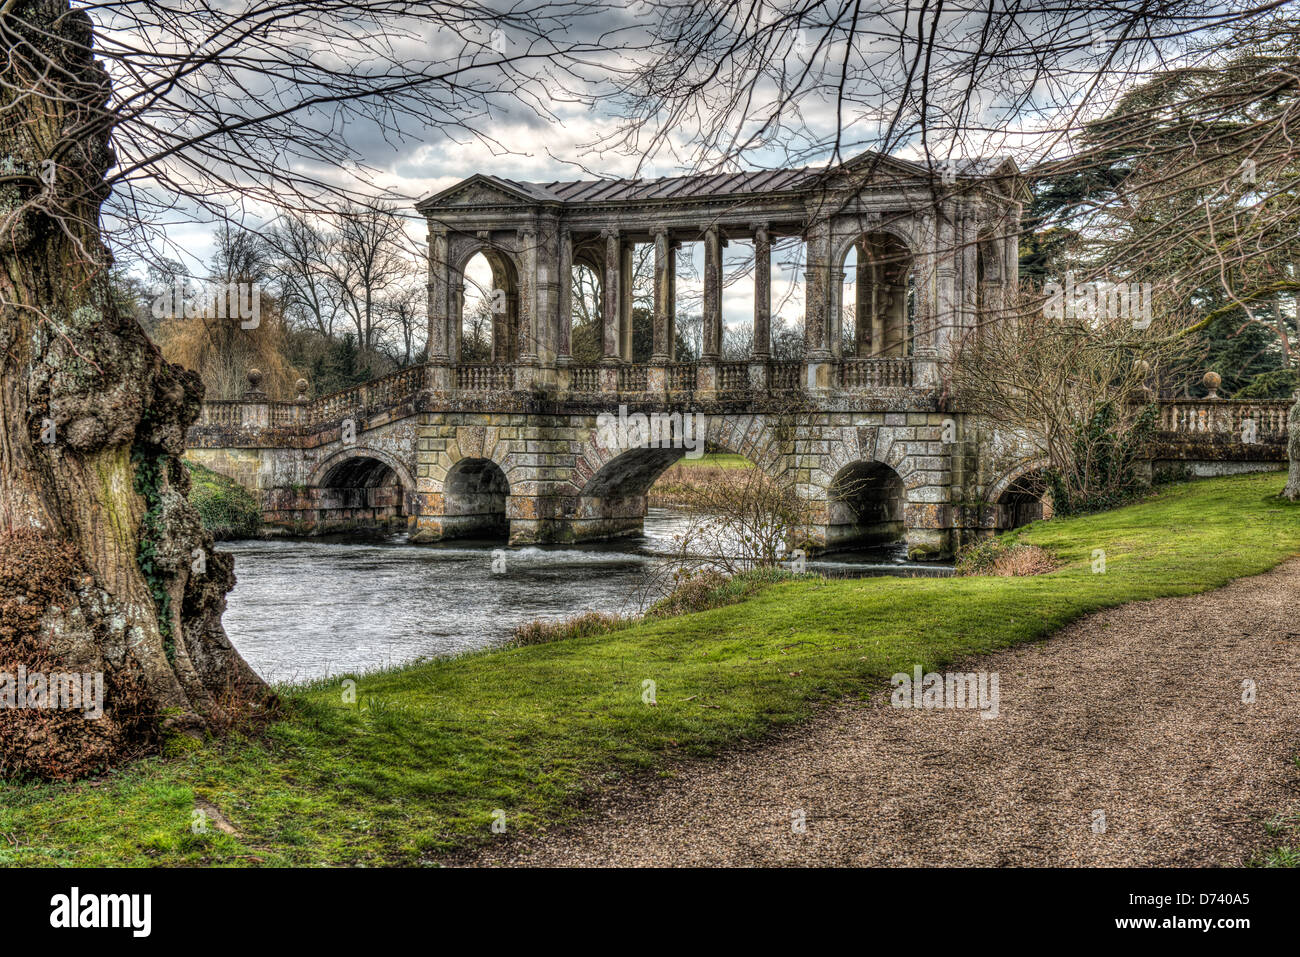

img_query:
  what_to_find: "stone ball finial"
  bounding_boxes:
[247,368,263,391]
[295,378,309,403]
[1202,370,1221,399]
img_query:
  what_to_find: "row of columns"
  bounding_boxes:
[426,219,953,374]
[590,224,776,366]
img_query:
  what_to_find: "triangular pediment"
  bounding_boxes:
[415,174,551,212]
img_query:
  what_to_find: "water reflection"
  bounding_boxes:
[220,508,949,684]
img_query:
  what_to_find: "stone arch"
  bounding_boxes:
[985,459,1052,530]
[825,459,906,548]
[833,229,916,357]
[306,446,415,533]
[816,425,921,498]
[568,413,785,499]
[830,219,919,269]
[309,446,416,492]
[441,456,510,539]
[452,242,523,363]
[564,413,787,541]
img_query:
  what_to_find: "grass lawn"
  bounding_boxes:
[2,472,1298,867]
[675,452,754,469]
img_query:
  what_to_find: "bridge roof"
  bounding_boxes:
[416,151,1019,213]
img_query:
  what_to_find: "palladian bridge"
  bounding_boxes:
[186,152,1291,559]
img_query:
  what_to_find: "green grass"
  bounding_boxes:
[2,472,1297,867]
[675,452,754,469]
[185,461,261,540]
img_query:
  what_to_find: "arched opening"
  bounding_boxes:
[771,236,806,360]
[976,234,1003,327]
[673,240,705,361]
[569,254,604,364]
[997,472,1052,530]
[443,457,509,540]
[841,232,914,357]
[722,239,755,360]
[315,455,408,533]
[578,444,687,541]
[826,460,905,548]
[645,446,781,554]
[458,248,519,363]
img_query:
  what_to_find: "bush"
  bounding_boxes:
[509,611,627,647]
[645,566,803,619]
[1045,401,1157,515]
[509,566,807,649]
[955,538,1058,577]
[185,461,261,540]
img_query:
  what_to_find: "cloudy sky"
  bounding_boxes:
[90,0,1177,346]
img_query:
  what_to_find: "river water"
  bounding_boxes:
[220,508,950,684]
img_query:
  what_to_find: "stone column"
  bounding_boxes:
[601,229,621,365]
[870,281,885,357]
[697,225,724,393]
[649,228,673,394]
[600,229,621,392]
[516,227,538,366]
[702,225,724,359]
[830,269,846,359]
[668,240,679,359]
[854,244,870,357]
[556,229,573,368]
[651,229,673,362]
[934,205,960,363]
[803,223,833,389]
[619,241,634,361]
[449,282,463,363]
[426,226,452,378]
[748,224,771,390]
[752,224,771,358]
[911,212,943,388]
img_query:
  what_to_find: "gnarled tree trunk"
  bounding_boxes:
[1286,390,1300,501]
[1,0,266,779]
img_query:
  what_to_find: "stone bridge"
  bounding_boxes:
[186,366,1289,560]
[185,152,1291,558]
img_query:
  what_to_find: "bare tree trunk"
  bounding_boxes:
[1285,390,1300,501]
[1,0,266,779]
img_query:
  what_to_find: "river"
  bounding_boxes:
[220,507,950,683]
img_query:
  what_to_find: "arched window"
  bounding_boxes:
[841,232,914,357]
[457,248,519,363]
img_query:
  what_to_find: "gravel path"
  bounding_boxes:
[463,560,1300,867]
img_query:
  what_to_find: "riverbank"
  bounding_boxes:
[186,461,262,540]
[465,558,1300,866]
[647,452,754,507]
[2,472,1297,866]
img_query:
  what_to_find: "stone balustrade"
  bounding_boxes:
[1157,398,1291,437]
[191,363,1295,454]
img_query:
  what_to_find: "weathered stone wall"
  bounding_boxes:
[186,391,1289,560]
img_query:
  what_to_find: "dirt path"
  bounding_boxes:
[464,560,1300,867]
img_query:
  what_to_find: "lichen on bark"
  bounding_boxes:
[1,0,269,779]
